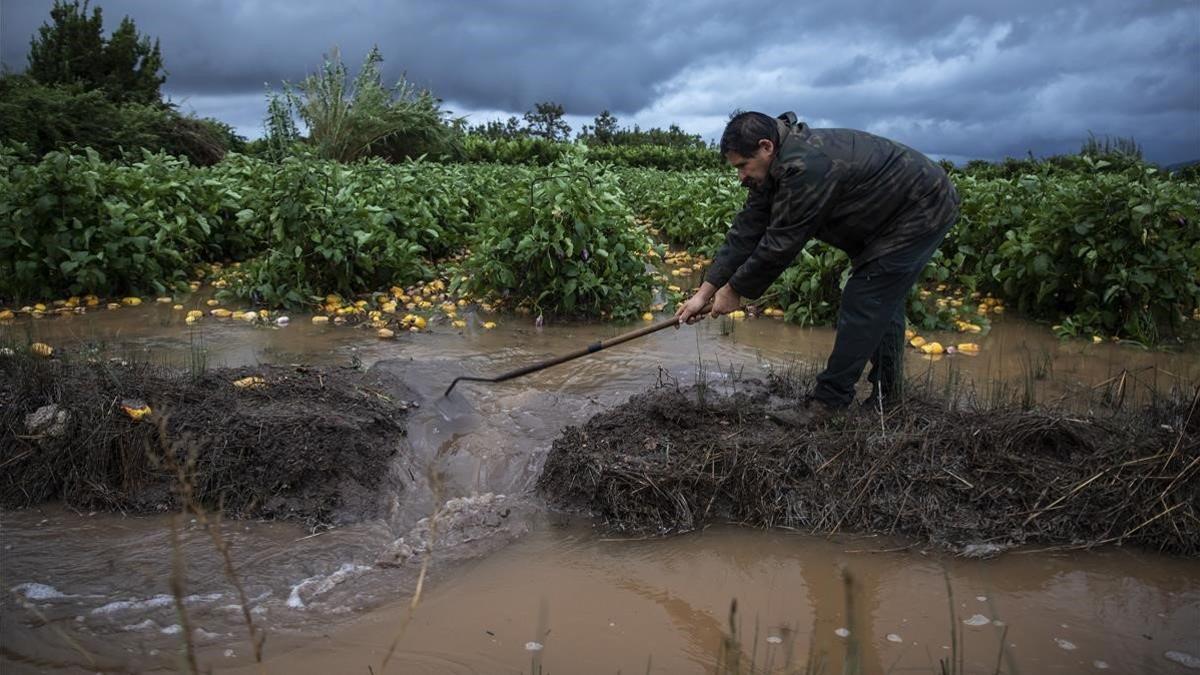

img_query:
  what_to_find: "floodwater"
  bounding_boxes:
[2,301,1199,674]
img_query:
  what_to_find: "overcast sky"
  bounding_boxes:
[3,0,1198,164]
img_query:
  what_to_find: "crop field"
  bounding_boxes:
[2,145,1197,348]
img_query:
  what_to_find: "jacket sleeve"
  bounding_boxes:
[703,186,771,289]
[727,158,837,299]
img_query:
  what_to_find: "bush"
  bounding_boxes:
[460,153,657,319]
[0,147,222,300]
[0,75,237,165]
[224,156,428,308]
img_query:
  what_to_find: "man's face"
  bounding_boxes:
[726,139,775,190]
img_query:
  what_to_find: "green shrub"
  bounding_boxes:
[459,153,657,318]
[0,147,219,300]
[224,157,428,308]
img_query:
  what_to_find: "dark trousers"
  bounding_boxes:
[812,219,955,408]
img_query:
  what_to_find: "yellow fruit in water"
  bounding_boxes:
[172,304,184,311]
[233,376,266,389]
[186,310,203,320]
[240,311,256,322]
[920,342,944,355]
[413,316,427,330]
[377,328,395,339]
[729,310,746,319]
[210,309,232,318]
[121,400,152,420]
[382,302,397,313]
[121,297,141,306]
[0,310,13,321]
[909,336,927,348]
[452,319,466,329]
[992,306,1005,314]
[34,303,48,312]
[957,342,980,353]
[185,315,197,324]
[482,321,497,329]
[30,342,53,358]
[904,329,916,340]
[107,302,121,310]
[156,297,172,304]
[642,312,654,321]
[312,316,330,324]
[1092,335,1103,344]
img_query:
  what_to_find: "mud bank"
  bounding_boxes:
[1,356,413,527]
[538,377,1199,555]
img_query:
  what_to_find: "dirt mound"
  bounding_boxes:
[0,356,412,528]
[537,377,1199,556]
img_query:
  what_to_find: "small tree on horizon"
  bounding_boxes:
[523,101,572,141]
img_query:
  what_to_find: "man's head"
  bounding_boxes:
[720,111,779,190]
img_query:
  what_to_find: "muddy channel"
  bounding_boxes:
[2,303,1199,674]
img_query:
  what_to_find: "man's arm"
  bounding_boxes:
[727,158,837,299]
[703,186,772,290]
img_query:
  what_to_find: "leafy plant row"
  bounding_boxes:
[1,146,1196,342]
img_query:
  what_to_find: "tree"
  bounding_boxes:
[26,0,164,105]
[279,45,461,162]
[578,110,619,144]
[523,101,572,142]
[468,116,526,140]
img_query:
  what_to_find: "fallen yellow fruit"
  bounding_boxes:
[172,304,184,311]
[121,399,152,421]
[957,342,980,353]
[312,315,330,324]
[920,342,944,355]
[122,297,142,306]
[210,309,232,318]
[642,312,654,321]
[30,342,54,358]
[233,376,266,389]
[482,321,497,329]
[1092,335,1103,344]
[452,320,466,329]
[904,328,915,340]
[185,315,197,324]
[206,299,220,307]
[909,336,927,348]
[729,310,746,319]
[156,297,172,304]
[186,310,204,320]
[377,328,395,339]
[0,310,13,321]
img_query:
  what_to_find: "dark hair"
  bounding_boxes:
[719,111,779,157]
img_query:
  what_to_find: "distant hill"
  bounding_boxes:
[1164,158,1200,172]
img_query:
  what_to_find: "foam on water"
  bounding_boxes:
[11,582,69,600]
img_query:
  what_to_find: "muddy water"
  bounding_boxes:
[3,304,1199,674]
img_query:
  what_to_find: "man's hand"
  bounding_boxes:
[709,284,741,318]
[675,286,714,326]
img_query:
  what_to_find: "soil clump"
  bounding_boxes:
[1,355,413,528]
[538,376,1198,556]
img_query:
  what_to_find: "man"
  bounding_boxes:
[676,111,959,424]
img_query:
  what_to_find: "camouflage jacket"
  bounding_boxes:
[705,112,960,299]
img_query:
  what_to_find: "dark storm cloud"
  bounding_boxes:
[2,0,1197,163]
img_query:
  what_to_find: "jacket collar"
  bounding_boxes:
[768,112,803,180]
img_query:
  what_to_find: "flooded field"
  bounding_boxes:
[2,302,1198,673]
